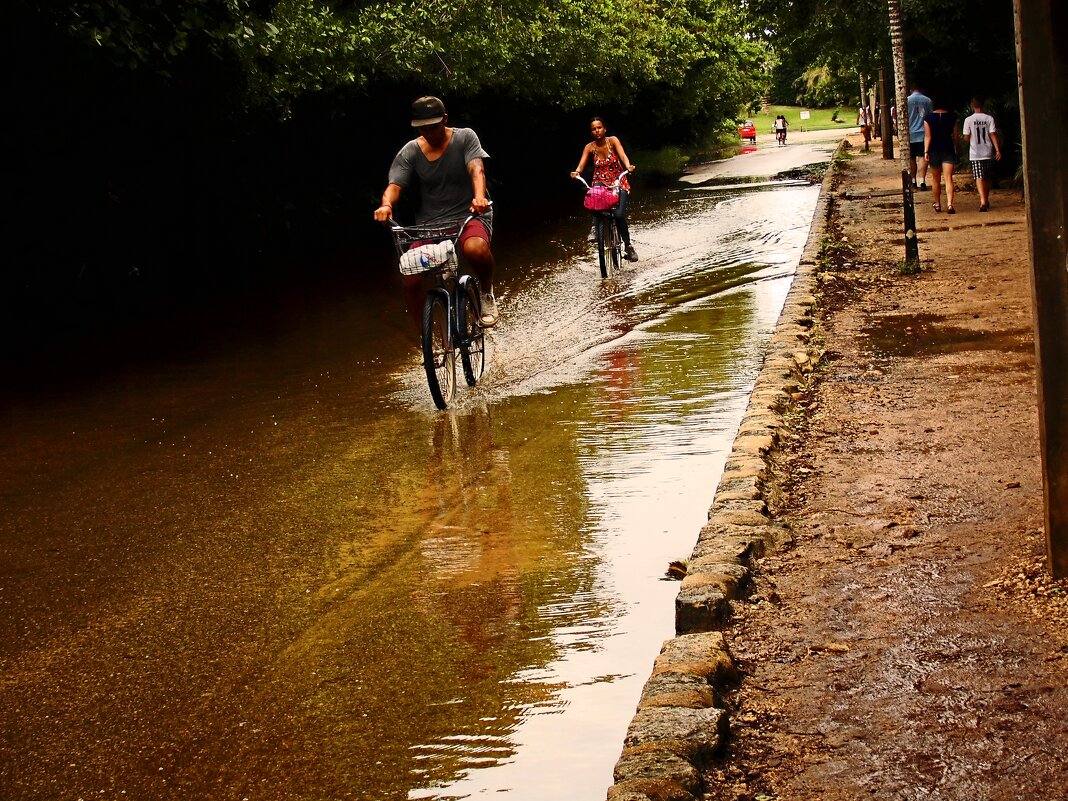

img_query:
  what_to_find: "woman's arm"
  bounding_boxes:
[570,143,591,177]
[923,120,932,159]
[610,136,636,172]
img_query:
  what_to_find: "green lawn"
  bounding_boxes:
[750,104,857,134]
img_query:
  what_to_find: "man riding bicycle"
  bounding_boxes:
[373,96,498,327]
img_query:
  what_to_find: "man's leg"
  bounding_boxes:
[460,226,498,326]
[402,274,427,330]
[916,149,929,187]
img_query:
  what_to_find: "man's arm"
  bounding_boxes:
[373,183,403,222]
[467,158,491,215]
[991,130,1002,160]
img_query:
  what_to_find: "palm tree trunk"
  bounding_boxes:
[887,0,910,167]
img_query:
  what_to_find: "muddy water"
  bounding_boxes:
[0,179,820,800]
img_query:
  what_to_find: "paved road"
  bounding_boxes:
[681,126,859,183]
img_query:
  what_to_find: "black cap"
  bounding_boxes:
[411,96,446,127]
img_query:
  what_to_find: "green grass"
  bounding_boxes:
[750,104,856,134]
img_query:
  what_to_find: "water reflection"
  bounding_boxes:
[0,182,819,800]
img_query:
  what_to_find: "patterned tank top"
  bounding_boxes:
[592,145,630,192]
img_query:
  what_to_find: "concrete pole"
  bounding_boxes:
[1014,0,1068,578]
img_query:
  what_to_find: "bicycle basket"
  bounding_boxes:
[398,240,458,276]
[584,185,619,211]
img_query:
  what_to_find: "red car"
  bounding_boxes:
[738,119,757,143]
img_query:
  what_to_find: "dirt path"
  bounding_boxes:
[706,135,1068,800]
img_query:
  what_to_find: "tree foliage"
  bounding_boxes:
[46,0,768,126]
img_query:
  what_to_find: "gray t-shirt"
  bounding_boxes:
[907,92,933,143]
[388,127,492,232]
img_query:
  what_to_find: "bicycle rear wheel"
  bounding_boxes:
[457,276,485,386]
[422,292,455,409]
[596,216,610,279]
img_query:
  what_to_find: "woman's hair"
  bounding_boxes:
[589,116,605,125]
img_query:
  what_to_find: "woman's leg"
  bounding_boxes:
[944,162,956,210]
[929,164,943,209]
[613,190,631,245]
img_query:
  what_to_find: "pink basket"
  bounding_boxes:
[584,185,619,211]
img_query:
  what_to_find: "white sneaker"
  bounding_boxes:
[587,224,597,242]
[480,292,499,327]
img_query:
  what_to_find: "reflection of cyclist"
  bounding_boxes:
[570,117,638,262]
[373,96,499,327]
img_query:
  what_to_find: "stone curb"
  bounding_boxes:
[605,141,846,801]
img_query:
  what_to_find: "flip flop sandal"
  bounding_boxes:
[932,203,942,212]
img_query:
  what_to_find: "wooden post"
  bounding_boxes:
[1014,0,1068,578]
[880,67,894,160]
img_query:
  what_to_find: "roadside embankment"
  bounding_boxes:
[604,141,841,801]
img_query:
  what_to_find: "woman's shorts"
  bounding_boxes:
[928,150,956,166]
[970,159,992,181]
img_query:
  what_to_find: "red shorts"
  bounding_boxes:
[458,218,491,249]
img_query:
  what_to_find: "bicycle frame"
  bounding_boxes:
[387,212,487,408]
[574,174,626,278]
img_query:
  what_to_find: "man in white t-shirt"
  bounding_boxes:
[962,96,1002,211]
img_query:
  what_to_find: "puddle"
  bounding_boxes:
[863,313,1033,358]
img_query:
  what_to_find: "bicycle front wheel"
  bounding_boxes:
[607,218,621,277]
[458,277,485,386]
[422,292,456,410]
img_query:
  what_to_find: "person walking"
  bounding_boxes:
[858,104,872,151]
[571,117,639,262]
[907,87,934,190]
[923,96,959,214]
[374,96,499,327]
[962,96,1002,211]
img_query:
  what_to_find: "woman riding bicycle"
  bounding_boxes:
[570,117,638,262]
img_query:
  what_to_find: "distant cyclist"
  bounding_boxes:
[570,117,638,262]
[773,114,788,146]
[373,96,499,326]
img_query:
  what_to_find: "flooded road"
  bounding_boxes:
[0,143,835,800]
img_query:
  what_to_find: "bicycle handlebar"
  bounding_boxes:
[387,201,493,237]
[571,172,629,190]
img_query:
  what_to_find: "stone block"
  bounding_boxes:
[606,778,697,801]
[613,749,702,794]
[624,705,728,758]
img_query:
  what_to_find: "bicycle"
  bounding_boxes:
[573,173,627,279]
[388,213,487,410]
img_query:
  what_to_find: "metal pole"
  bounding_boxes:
[901,171,919,265]
[1014,0,1068,578]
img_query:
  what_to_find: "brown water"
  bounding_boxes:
[0,178,823,800]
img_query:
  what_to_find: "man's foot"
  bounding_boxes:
[919,182,929,191]
[624,244,638,262]
[588,224,597,242]
[480,292,499,327]
[979,204,989,212]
